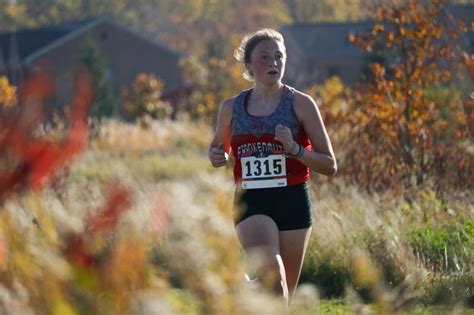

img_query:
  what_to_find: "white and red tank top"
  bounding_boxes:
[230,85,312,187]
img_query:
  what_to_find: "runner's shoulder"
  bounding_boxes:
[221,96,237,110]
[219,92,244,116]
[217,95,238,122]
[292,89,318,117]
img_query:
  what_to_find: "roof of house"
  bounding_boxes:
[281,22,373,61]
[281,4,473,62]
[0,19,93,63]
[0,16,181,65]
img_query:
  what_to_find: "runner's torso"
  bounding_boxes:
[230,85,311,187]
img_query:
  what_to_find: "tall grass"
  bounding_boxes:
[0,118,472,314]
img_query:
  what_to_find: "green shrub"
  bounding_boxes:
[300,244,351,298]
[407,219,473,272]
[419,273,474,306]
[361,228,406,287]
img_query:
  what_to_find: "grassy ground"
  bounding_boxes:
[1,119,472,314]
[316,300,474,315]
[82,120,473,314]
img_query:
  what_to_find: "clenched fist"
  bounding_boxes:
[209,143,229,167]
[274,124,298,155]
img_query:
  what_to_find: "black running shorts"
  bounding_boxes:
[233,182,313,231]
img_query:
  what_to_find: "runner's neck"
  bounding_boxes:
[252,82,284,103]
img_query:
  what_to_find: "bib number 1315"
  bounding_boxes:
[241,154,287,189]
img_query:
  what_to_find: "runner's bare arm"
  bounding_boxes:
[293,92,337,176]
[208,98,234,167]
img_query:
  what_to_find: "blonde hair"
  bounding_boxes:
[234,28,286,81]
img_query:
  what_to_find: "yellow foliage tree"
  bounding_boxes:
[0,76,18,125]
[305,76,348,119]
[121,73,172,121]
[0,76,17,108]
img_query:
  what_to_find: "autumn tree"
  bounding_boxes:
[346,0,471,190]
[121,73,172,121]
[0,76,17,124]
[160,0,291,122]
[0,76,16,107]
[462,53,474,131]
[0,0,145,30]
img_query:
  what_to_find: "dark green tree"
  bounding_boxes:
[79,41,116,119]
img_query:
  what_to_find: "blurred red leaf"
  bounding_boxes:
[0,164,29,202]
[86,183,133,234]
[150,197,171,238]
[0,70,92,197]
[18,73,54,101]
[69,69,93,127]
[63,233,95,268]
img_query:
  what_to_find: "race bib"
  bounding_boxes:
[241,154,287,189]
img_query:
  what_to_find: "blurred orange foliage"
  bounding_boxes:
[0,68,178,314]
[0,71,91,198]
[0,76,17,108]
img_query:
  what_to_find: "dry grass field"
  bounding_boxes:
[0,118,472,314]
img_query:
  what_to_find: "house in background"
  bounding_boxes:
[0,16,186,115]
[282,4,474,88]
[281,21,372,87]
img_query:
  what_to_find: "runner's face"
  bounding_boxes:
[247,39,286,86]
